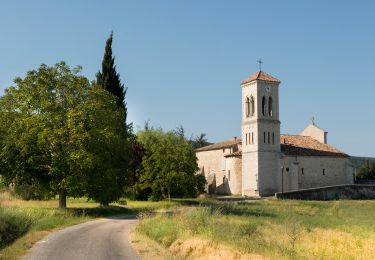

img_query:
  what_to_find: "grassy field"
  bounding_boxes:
[0,189,184,260]
[136,199,375,259]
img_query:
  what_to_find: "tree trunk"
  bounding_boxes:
[59,189,67,208]
[168,188,171,202]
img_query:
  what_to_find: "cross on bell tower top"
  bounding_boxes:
[311,116,315,125]
[257,59,263,71]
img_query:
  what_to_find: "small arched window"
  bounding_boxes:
[262,96,266,116]
[268,97,273,117]
[250,96,255,116]
[245,97,250,117]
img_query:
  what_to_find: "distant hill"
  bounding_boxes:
[350,156,375,169]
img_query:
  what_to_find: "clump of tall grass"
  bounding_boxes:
[0,208,33,249]
[136,205,260,249]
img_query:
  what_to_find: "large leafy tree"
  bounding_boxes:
[136,128,205,201]
[0,62,128,208]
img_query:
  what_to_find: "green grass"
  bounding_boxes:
[0,190,188,260]
[136,199,375,259]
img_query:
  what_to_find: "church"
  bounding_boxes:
[196,70,354,197]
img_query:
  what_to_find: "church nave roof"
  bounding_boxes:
[280,135,349,157]
[197,135,349,158]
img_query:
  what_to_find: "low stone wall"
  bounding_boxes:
[275,185,375,200]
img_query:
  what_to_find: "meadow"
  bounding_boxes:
[3,187,375,260]
[136,199,375,259]
[0,189,182,260]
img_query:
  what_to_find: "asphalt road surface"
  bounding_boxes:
[26,215,140,260]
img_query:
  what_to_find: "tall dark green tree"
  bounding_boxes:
[96,32,127,116]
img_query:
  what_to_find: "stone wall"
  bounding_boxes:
[196,148,242,195]
[225,156,242,195]
[276,185,375,200]
[281,156,353,192]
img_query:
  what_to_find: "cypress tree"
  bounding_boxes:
[96,32,127,115]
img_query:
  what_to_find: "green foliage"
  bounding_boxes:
[356,160,375,180]
[124,133,146,200]
[0,208,32,249]
[0,62,128,206]
[190,133,211,149]
[96,32,127,112]
[78,85,129,205]
[350,156,375,169]
[0,190,187,259]
[11,183,54,200]
[136,128,205,201]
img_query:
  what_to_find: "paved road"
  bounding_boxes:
[26,216,140,260]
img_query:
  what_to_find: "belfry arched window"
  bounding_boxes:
[245,97,250,117]
[262,96,266,116]
[250,96,255,116]
[268,97,273,117]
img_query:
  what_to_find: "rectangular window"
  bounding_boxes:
[268,132,270,144]
[301,168,304,175]
[272,132,275,144]
[323,169,325,175]
[252,132,254,144]
[246,133,248,145]
[228,170,231,181]
[264,132,266,143]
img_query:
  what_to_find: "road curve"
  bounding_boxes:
[26,215,140,260]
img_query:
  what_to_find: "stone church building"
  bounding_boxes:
[196,70,354,197]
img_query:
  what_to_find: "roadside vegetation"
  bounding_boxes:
[136,199,375,259]
[0,188,185,260]
[0,32,213,260]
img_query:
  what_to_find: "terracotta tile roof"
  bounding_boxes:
[196,135,348,157]
[280,135,349,157]
[241,70,281,85]
[195,138,241,152]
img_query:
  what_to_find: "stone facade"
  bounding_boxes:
[196,142,241,195]
[300,123,328,144]
[281,156,352,192]
[196,70,354,196]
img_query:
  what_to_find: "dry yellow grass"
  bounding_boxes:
[169,238,267,260]
[135,200,375,259]
[297,229,375,259]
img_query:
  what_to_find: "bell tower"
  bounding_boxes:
[241,70,281,196]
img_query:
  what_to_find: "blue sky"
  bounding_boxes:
[1,1,374,156]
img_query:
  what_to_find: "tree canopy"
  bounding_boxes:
[0,62,128,207]
[96,32,127,112]
[356,160,375,180]
[136,128,205,201]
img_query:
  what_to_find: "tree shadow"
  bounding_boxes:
[66,206,136,218]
